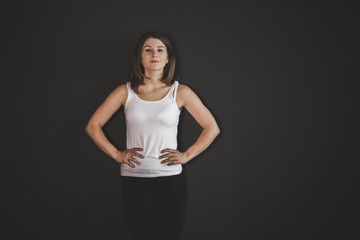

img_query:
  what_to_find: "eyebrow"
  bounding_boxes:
[143,45,165,48]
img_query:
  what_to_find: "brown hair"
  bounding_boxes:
[129,31,178,93]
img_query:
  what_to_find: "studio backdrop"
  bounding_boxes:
[1,1,358,240]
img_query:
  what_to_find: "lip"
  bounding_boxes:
[151,60,160,63]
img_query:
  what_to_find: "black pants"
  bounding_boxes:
[121,171,187,240]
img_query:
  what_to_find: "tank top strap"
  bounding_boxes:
[169,80,179,101]
[126,82,134,96]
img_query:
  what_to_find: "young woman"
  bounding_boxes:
[85,31,220,240]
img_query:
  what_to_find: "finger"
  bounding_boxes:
[134,152,145,159]
[160,148,175,153]
[131,148,144,151]
[167,160,180,166]
[126,160,135,168]
[161,158,176,164]
[160,157,171,163]
[159,153,173,159]
[167,160,179,166]
[129,157,141,165]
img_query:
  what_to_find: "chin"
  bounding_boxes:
[145,66,166,71]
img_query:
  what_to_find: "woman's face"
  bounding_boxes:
[141,37,169,72]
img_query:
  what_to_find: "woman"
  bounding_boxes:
[85,31,220,240]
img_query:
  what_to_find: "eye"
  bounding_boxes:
[145,49,151,52]
[158,49,164,52]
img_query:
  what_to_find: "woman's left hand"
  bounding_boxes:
[159,148,189,165]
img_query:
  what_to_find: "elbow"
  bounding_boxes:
[85,124,90,134]
[213,123,221,136]
[215,127,221,136]
[85,122,98,134]
[205,125,220,136]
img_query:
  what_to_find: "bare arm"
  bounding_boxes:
[181,85,221,162]
[85,84,144,167]
[85,84,127,159]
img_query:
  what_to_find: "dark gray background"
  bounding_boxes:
[1,1,359,240]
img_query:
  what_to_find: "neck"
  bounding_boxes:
[143,69,164,85]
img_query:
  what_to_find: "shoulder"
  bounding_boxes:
[177,83,193,95]
[106,83,128,103]
[178,83,197,98]
[177,83,202,106]
[112,82,127,95]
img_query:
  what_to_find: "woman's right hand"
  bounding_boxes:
[113,148,144,168]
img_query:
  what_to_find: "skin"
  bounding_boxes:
[85,37,220,168]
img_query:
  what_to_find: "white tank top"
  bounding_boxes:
[121,80,182,177]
